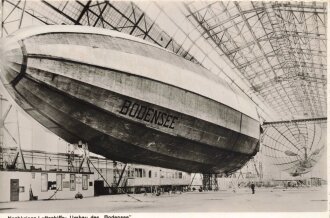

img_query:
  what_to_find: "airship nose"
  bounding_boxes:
[0,37,25,86]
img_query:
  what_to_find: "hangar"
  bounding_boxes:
[0,0,327,212]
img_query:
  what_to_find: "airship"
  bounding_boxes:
[0,25,260,174]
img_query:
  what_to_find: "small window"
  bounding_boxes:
[70,174,76,191]
[148,170,152,178]
[135,168,144,178]
[41,173,48,192]
[142,169,146,178]
[56,174,63,191]
[82,175,88,190]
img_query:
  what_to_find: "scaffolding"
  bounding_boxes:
[202,174,219,191]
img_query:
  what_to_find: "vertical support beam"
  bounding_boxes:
[44,152,46,170]
[1,0,4,37]
[213,174,219,190]
[57,151,59,169]
[16,109,26,169]
[202,174,211,190]
[78,142,91,173]
[202,174,219,191]
[259,162,263,179]
[252,158,260,179]
[105,159,107,180]
[67,146,75,172]
[0,95,3,148]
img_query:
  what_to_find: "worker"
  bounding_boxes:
[251,182,255,194]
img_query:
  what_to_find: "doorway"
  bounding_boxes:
[10,179,19,201]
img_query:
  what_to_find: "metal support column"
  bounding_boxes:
[1,0,4,37]
[16,109,26,169]
[202,174,219,191]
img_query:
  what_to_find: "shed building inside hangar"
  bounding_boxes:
[0,146,191,202]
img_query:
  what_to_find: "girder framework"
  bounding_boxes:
[185,1,327,120]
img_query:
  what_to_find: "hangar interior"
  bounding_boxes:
[0,0,327,209]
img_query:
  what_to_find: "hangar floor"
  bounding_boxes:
[0,187,327,212]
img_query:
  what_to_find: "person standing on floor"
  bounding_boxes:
[251,182,255,194]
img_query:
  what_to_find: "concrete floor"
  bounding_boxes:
[0,187,327,212]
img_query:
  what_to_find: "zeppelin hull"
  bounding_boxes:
[0,26,260,173]
[9,74,256,173]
